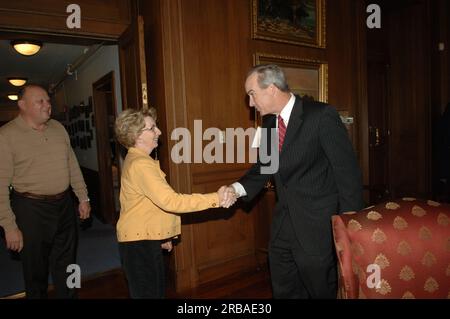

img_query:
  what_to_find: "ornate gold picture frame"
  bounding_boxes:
[252,0,326,48]
[255,53,328,103]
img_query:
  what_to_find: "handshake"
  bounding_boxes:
[217,186,238,208]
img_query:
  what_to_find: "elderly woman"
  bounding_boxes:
[115,108,231,298]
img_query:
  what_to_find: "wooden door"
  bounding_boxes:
[367,58,391,204]
[365,1,431,202]
[387,2,431,199]
[118,15,148,110]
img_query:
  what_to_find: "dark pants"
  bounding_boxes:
[11,192,78,299]
[269,213,338,299]
[118,240,165,299]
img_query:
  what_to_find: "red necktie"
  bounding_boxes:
[278,115,286,152]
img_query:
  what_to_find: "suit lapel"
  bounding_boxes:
[281,96,304,152]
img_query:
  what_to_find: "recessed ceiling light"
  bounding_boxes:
[8,78,27,87]
[11,40,42,56]
[8,94,19,101]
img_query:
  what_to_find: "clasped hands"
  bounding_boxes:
[217,186,237,208]
[160,187,236,253]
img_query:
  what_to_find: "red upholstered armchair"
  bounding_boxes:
[332,198,450,299]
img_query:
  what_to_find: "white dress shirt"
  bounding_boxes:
[232,93,295,197]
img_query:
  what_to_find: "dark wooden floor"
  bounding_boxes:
[76,265,272,299]
[3,264,271,299]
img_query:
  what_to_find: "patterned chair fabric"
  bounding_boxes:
[332,198,450,299]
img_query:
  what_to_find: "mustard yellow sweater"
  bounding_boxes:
[117,147,219,242]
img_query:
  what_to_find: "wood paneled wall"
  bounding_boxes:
[430,0,450,196]
[0,0,133,39]
[141,0,258,291]
[431,0,450,117]
[140,0,366,291]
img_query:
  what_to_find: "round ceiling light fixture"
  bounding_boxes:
[7,94,19,101]
[8,77,27,87]
[11,40,43,56]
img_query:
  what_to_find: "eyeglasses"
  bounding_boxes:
[141,125,158,133]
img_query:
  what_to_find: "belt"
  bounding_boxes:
[13,189,70,201]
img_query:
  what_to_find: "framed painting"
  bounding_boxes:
[252,53,328,132]
[255,53,328,103]
[252,0,326,48]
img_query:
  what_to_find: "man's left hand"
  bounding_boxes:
[79,201,91,219]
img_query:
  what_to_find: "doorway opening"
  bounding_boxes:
[92,71,121,224]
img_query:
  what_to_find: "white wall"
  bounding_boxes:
[62,45,122,171]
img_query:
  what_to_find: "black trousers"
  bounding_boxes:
[118,240,165,299]
[268,213,338,299]
[11,192,78,299]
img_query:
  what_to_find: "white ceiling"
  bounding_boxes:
[0,40,89,106]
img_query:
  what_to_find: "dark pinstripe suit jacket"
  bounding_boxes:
[239,96,364,255]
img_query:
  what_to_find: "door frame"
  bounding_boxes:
[92,71,120,224]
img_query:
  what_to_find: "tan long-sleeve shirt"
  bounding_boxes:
[0,116,88,232]
[117,147,219,242]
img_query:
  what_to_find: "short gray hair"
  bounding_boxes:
[115,108,157,148]
[247,64,290,92]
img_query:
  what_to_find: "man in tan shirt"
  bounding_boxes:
[0,84,90,298]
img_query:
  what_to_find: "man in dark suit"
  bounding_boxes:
[223,64,364,298]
